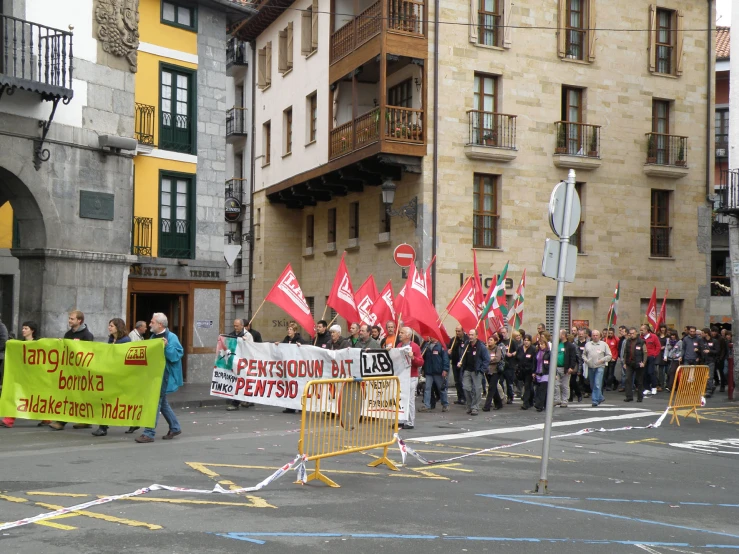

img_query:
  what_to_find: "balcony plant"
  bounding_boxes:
[482,129,498,147]
[646,134,657,164]
[555,123,567,154]
[587,129,598,158]
[676,141,686,167]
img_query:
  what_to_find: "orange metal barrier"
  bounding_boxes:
[297,376,400,487]
[667,365,710,426]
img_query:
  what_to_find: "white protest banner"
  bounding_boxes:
[211,337,411,419]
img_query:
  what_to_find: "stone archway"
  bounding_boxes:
[0,165,48,334]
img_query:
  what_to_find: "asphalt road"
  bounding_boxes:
[1,388,739,554]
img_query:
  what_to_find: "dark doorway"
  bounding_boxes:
[0,275,12,335]
[129,292,188,380]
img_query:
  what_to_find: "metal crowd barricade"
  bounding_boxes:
[667,365,710,425]
[297,376,400,487]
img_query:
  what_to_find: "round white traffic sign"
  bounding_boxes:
[549,181,581,238]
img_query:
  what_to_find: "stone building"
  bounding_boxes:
[236,0,715,338]
[0,0,254,383]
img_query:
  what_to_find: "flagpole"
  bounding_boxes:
[248,297,268,327]
[314,305,329,345]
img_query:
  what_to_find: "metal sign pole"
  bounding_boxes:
[535,168,577,494]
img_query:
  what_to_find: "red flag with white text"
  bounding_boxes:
[446,277,479,334]
[404,264,448,343]
[327,253,360,325]
[369,281,396,338]
[646,287,658,330]
[264,264,315,337]
[655,289,668,330]
[354,275,379,325]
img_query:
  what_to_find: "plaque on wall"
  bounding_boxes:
[80,191,115,221]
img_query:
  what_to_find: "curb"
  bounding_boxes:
[169,398,232,410]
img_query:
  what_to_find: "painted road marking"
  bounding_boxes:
[409,411,660,442]
[185,462,276,509]
[97,496,267,507]
[495,495,739,509]
[0,493,77,530]
[193,461,466,482]
[34,501,162,530]
[215,532,739,549]
[481,495,739,540]
[627,438,666,445]
[669,438,739,455]
[26,491,90,498]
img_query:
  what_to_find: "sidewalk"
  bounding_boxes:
[168,384,231,409]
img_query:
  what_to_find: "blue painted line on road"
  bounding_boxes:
[587,497,665,504]
[481,494,739,541]
[350,534,436,539]
[216,534,266,545]
[495,495,739,509]
[681,502,712,506]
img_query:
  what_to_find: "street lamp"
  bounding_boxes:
[381,179,418,227]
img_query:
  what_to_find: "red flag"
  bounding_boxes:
[327,253,360,325]
[264,264,315,337]
[354,275,379,325]
[395,282,407,320]
[655,289,668,330]
[404,264,448,343]
[369,281,395,337]
[425,255,436,301]
[646,287,658,330]
[446,277,479,335]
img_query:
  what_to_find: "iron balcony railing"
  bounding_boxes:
[227,37,248,67]
[650,226,671,258]
[554,121,601,158]
[135,103,155,145]
[645,132,688,166]
[226,106,248,137]
[0,13,74,98]
[226,178,248,199]
[131,216,153,257]
[716,133,729,158]
[715,169,739,213]
[159,219,192,259]
[160,113,192,153]
[467,111,516,149]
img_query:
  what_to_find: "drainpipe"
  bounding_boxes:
[706,0,713,200]
[431,0,439,304]
[248,41,257,317]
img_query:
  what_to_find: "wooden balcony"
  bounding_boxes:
[329,105,425,160]
[329,0,427,81]
[643,132,689,179]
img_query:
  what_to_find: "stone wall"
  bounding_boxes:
[196,5,228,265]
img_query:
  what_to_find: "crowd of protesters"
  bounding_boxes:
[431,322,733,426]
[0,310,184,444]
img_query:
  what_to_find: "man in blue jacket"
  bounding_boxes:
[135,312,183,443]
[419,336,450,413]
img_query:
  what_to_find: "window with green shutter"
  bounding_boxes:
[160,64,196,154]
[159,172,195,259]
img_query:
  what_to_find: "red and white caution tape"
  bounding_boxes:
[0,454,308,532]
[396,407,670,466]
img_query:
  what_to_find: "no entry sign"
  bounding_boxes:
[393,243,415,267]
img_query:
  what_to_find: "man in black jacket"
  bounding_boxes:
[448,326,467,405]
[314,320,331,349]
[701,327,719,397]
[459,329,490,416]
[623,327,648,402]
[50,311,94,430]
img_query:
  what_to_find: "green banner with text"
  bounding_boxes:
[0,339,165,427]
